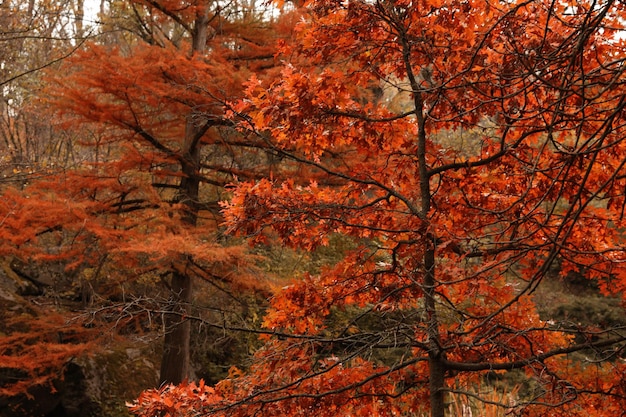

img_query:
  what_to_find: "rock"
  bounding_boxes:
[0,282,159,417]
[0,258,43,296]
[0,343,160,417]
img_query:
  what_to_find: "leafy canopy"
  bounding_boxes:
[128,0,626,415]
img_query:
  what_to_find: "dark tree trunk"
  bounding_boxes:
[159,125,202,385]
[402,27,447,416]
[158,6,210,386]
[158,136,201,385]
[159,271,192,385]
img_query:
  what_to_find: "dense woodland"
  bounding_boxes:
[1,0,626,416]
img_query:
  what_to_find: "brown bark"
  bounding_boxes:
[158,6,210,386]
[159,270,192,385]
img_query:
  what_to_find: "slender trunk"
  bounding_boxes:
[158,6,210,386]
[73,0,84,39]
[400,26,447,417]
[424,241,446,417]
[28,0,35,17]
[417,119,446,417]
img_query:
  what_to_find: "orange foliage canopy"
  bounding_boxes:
[0,0,298,395]
[0,306,96,400]
[130,0,626,415]
[0,0,287,285]
[13,0,299,281]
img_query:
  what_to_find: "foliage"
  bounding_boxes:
[0,0,298,395]
[130,0,626,416]
[2,0,626,414]
[0,306,96,400]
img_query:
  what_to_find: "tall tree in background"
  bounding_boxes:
[131,0,626,416]
[50,0,296,385]
[0,0,296,387]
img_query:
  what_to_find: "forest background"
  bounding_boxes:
[1,0,626,416]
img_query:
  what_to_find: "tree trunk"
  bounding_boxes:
[424,239,446,417]
[159,270,192,385]
[428,352,447,417]
[158,6,210,386]
[158,133,201,385]
[401,29,447,415]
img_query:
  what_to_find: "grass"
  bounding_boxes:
[446,385,522,417]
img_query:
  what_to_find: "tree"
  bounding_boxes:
[0,0,297,390]
[49,0,293,386]
[130,0,626,416]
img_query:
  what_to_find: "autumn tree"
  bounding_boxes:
[130,0,626,416]
[0,0,297,391]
